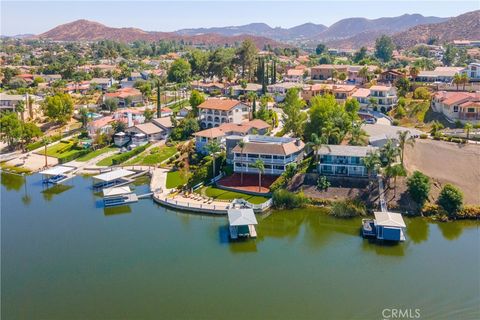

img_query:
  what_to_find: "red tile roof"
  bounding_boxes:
[198,98,242,111]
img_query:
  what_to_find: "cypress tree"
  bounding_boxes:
[272,60,276,84]
[252,96,257,119]
[156,80,161,118]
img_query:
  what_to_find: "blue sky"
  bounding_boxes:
[1,1,478,36]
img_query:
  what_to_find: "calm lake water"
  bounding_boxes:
[1,173,479,320]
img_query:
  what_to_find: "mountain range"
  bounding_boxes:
[32,10,480,49]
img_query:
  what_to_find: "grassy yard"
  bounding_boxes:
[198,186,270,204]
[38,141,79,158]
[125,145,177,166]
[76,146,117,162]
[96,153,118,166]
[0,162,31,174]
[166,171,188,189]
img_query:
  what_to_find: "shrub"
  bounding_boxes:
[58,149,90,164]
[413,87,430,100]
[454,120,463,129]
[272,190,309,209]
[395,105,406,119]
[392,119,399,126]
[419,134,428,139]
[421,203,444,217]
[407,171,431,207]
[111,144,149,165]
[457,205,480,219]
[317,176,330,191]
[329,199,367,218]
[26,134,62,151]
[437,184,464,217]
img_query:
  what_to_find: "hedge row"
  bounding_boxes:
[111,143,150,165]
[58,149,91,164]
[26,135,62,151]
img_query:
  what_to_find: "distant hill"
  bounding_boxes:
[177,22,328,41]
[37,19,286,48]
[317,14,448,41]
[392,10,480,48]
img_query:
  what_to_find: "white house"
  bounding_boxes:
[317,145,379,178]
[368,85,398,111]
[197,99,250,129]
[231,135,305,176]
[462,63,480,81]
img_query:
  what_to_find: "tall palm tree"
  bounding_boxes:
[41,136,51,168]
[16,100,25,122]
[385,164,406,194]
[237,140,245,185]
[307,133,327,163]
[205,140,221,182]
[321,122,341,144]
[79,107,90,129]
[397,130,415,165]
[252,159,265,192]
[363,151,381,179]
[380,139,398,169]
[349,123,369,146]
[409,66,419,80]
[464,123,473,140]
[331,69,338,84]
[358,66,369,85]
[453,74,462,91]
[461,73,469,91]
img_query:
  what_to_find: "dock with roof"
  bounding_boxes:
[92,168,136,189]
[228,208,258,240]
[39,165,76,184]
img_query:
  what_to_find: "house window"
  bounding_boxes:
[467,108,475,113]
[242,108,248,112]
[453,106,459,112]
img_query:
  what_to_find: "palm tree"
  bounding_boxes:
[41,136,51,168]
[331,69,338,84]
[397,130,415,165]
[307,133,327,163]
[321,122,341,144]
[27,95,34,119]
[79,107,90,129]
[385,164,406,194]
[368,97,378,111]
[363,151,381,179]
[380,139,398,169]
[358,66,369,84]
[205,140,221,181]
[430,120,444,137]
[409,66,419,80]
[461,73,469,91]
[16,100,25,122]
[237,140,245,185]
[252,159,265,192]
[349,123,369,146]
[453,74,462,91]
[464,123,473,140]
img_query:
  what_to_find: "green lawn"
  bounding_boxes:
[199,186,270,204]
[125,145,177,166]
[166,171,187,189]
[38,141,79,158]
[96,153,118,166]
[76,147,117,162]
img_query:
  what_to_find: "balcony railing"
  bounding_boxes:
[234,156,295,164]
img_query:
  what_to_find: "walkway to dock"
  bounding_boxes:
[377,174,388,212]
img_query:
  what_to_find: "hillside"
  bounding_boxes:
[392,10,480,48]
[37,20,285,48]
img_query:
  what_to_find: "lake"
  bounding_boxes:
[1,173,479,319]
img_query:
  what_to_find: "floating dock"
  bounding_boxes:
[39,165,76,184]
[228,208,258,240]
[103,186,138,207]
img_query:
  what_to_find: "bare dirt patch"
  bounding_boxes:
[404,139,480,204]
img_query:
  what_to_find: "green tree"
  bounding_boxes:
[15,100,26,122]
[349,123,368,146]
[438,184,464,217]
[236,39,258,80]
[316,43,327,55]
[205,140,221,180]
[111,120,127,133]
[380,139,398,169]
[363,151,381,179]
[453,73,462,91]
[143,108,155,121]
[358,66,371,84]
[282,88,307,138]
[395,77,411,97]
[385,164,406,195]
[79,107,90,128]
[374,35,394,62]
[189,90,205,116]
[429,120,444,137]
[21,122,42,151]
[42,93,74,124]
[397,130,415,165]
[407,171,431,207]
[442,44,457,66]
[41,136,51,167]
[318,54,332,65]
[237,140,246,185]
[104,97,119,112]
[168,58,191,83]
[353,47,367,63]
[464,123,473,140]
[0,112,22,148]
[307,133,327,163]
[188,49,210,78]
[252,159,265,192]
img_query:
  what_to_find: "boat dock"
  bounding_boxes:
[39,165,76,184]
[228,207,258,240]
[103,186,138,207]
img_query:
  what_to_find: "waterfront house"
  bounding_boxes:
[152,117,173,137]
[362,212,406,242]
[368,85,397,111]
[432,91,480,122]
[194,119,270,154]
[317,145,379,178]
[231,135,304,175]
[197,98,250,129]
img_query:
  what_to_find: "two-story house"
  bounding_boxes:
[231,135,305,176]
[317,145,379,178]
[462,62,480,81]
[368,85,397,111]
[197,99,250,129]
[311,65,349,81]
